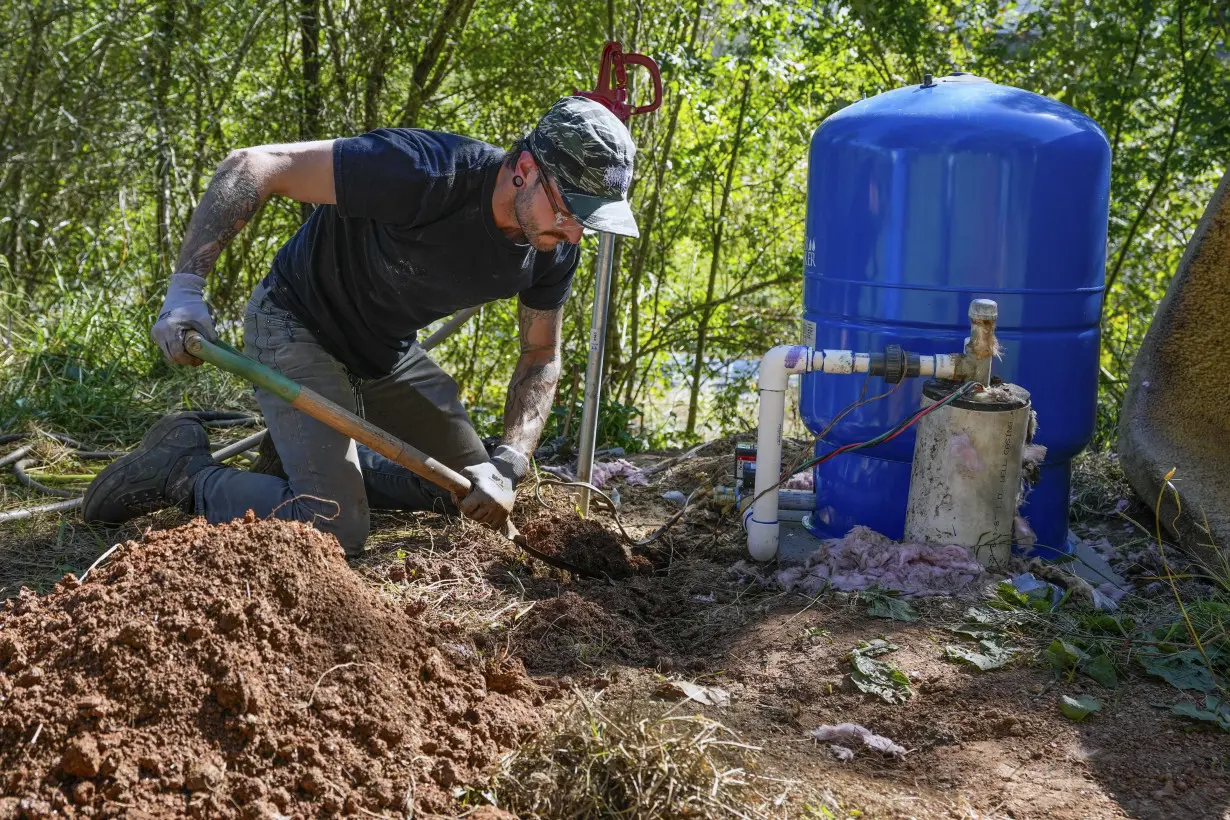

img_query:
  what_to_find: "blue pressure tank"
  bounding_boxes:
[799,73,1111,556]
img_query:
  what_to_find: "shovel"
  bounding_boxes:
[183,331,601,577]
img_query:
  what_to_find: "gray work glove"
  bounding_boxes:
[152,273,217,366]
[458,446,530,528]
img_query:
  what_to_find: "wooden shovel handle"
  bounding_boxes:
[184,331,472,498]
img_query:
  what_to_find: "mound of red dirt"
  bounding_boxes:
[0,515,542,818]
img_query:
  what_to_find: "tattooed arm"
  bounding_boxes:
[502,304,564,461]
[153,140,337,364]
[457,304,562,527]
[177,140,337,276]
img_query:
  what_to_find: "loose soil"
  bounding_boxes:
[517,516,650,580]
[0,514,544,818]
[712,604,1230,818]
[3,442,1229,818]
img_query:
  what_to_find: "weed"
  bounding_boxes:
[848,638,912,704]
[859,587,918,622]
[0,273,251,446]
[479,695,776,818]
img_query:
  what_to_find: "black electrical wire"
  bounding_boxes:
[745,381,978,513]
[13,459,79,498]
[192,411,263,428]
[782,377,902,479]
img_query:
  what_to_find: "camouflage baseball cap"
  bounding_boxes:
[527,96,639,238]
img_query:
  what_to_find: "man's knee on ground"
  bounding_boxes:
[318,501,370,558]
[271,494,370,558]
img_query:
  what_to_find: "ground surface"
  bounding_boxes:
[2,439,1228,818]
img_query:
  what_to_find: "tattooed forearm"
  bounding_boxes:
[503,304,563,456]
[175,152,267,277]
[503,356,561,456]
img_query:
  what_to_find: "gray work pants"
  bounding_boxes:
[192,282,490,556]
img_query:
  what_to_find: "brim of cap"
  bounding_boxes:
[562,191,640,238]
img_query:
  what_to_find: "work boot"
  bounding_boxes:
[249,433,287,480]
[82,413,214,525]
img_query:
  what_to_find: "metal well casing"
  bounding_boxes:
[799,73,1110,555]
[904,382,1031,567]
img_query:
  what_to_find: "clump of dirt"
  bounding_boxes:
[0,514,543,818]
[518,516,650,580]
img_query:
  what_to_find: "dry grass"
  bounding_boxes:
[477,695,787,819]
[1069,449,1135,521]
[0,508,187,597]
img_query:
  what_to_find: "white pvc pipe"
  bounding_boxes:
[746,346,843,560]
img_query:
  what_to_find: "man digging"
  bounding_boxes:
[83,97,638,556]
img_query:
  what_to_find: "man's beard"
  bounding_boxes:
[513,183,571,252]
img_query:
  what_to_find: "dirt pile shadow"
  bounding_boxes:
[0,514,545,818]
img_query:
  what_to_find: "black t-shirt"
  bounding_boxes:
[264,129,579,378]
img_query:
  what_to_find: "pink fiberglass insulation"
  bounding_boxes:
[782,472,815,491]
[733,525,987,598]
[542,459,648,488]
[947,431,986,474]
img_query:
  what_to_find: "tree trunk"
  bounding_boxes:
[400,0,477,128]
[299,0,320,223]
[362,26,393,130]
[622,0,703,404]
[684,75,752,439]
[361,0,415,131]
[151,0,176,279]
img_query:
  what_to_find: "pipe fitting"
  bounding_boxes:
[965,299,999,384]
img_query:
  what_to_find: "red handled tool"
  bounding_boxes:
[574,41,663,124]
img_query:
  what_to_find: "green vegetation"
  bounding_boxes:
[1,1,1226,448]
[954,546,1230,731]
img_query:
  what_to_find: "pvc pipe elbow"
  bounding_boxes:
[746,515,779,561]
[758,345,803,390]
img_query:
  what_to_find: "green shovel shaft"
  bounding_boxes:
[184,331,472,498]
[187,332,302,405]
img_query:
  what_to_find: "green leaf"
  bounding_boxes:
[1140,650,1216,693]
[1080,613,1134,635]
[1082,654,1119,689]
[995,579,1065,612]
[1044,639,1086,674]
[1044,640,1118,687]
[1171,696,1230,731]
[855,638,899,658]
[849,641,911,704]
[862,590,918,622]
[994,581,1032,609]
[1059,694,1102,722]
[944,639,1019,671]
[963,607,1000,625]
[948,624,1003,641]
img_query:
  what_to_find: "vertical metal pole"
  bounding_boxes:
[575,231,617,515]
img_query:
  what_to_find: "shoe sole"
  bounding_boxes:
[82,413,205,525]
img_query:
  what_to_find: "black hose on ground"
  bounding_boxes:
[0,414,266,520]
[191,411,263,428]
[14,459,79,498]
